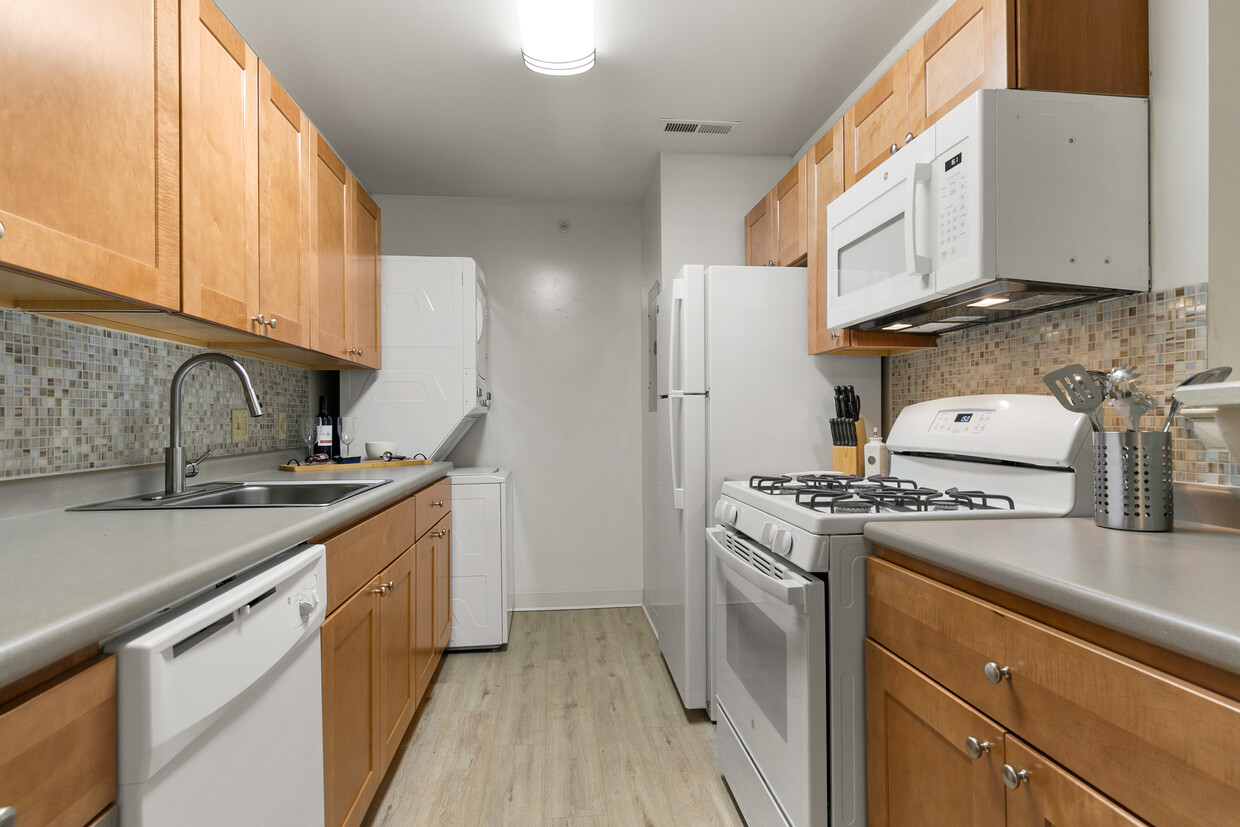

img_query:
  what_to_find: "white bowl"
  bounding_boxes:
[1175,380,1240,455]
[365,441,399,460]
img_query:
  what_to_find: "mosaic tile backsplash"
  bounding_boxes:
[889,283,1240,488]
[1,307,310,479]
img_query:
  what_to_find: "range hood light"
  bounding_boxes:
[882,323,914,331]
[967,297,1011,308]
[517,0,595,76]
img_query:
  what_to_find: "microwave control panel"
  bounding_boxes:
[938,150,968,266]
[928,409,993,435]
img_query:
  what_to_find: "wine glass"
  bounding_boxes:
[300,415,317,459]
[337,416,357,457]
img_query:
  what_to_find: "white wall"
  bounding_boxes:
[376,195,644,610]
[1209,0,1240,370]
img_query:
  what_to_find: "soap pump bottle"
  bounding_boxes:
[864,427,890,476]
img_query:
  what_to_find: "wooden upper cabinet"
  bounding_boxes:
[0,0,180,309]
[843,53,910,189]
[1012,0,1148,97]
[180,0,259,330]
[908,0,1010,136]
[310,131,351,361]
[348,179,382,368]
[257,62,312,348]
[744,192,777,267]
[775,155,810,266]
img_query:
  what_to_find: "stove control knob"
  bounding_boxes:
[771,529,793,557]
[760,522,777,546]
[715,501,738,525]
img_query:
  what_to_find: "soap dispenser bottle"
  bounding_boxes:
[864,427,890,476]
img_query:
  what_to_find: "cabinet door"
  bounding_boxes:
[321,577,382,827]
[0,656,116,827]
[378,549,415,771]
[413,534,437,703]
[1003,735,1147,827]
[0,0,179,309]
[310,131,351,361]
[907,0,1010,137]
[744,192,777,267]
[257,62,311,347]
[348,178,382,368]
[808,122,844,354]
[180,0,259,330]
[432,515,453,652]
[866,641,1005,827]
[775,155,809,266]
[843,53,910,188]
[1014,0,1148,97]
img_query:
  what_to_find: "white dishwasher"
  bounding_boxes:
[105,543,326,827]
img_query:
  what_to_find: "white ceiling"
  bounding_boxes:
[213,0,939,202]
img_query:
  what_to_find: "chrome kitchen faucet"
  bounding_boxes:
[165,353,263,496]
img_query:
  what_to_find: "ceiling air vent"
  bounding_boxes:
[660,119,739,135]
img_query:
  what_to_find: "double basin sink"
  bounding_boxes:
[70,479,392,511]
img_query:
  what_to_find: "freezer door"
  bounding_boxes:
[653,393,708,709]
[656,266,707,397]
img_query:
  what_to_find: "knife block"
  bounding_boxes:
[832,418,866,475]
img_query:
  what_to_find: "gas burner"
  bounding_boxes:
[749,475,796,494]
[865,475,921,490]
[944,488,1016,511]
[795,473,862,490]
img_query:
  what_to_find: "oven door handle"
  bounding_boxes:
[707,527,808,612]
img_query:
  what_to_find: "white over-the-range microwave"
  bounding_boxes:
[825,89,1149,335]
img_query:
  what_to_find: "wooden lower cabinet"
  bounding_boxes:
[321,480,452,827]
[867,554,1240,826]
[321,572,382,827]
[0,655,117,827]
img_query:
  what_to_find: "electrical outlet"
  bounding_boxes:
[231,409,249,443]
[277,411,287,440]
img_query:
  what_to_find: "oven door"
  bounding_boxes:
[708,526,827,827]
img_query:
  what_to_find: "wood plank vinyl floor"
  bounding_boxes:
[362,608,746,827]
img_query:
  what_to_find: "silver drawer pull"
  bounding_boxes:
[984,662,1011,684]
[1,805,18,827]
[964,737,991,759]
[1001,764,1030,789]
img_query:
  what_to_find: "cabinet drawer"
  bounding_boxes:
[414,478,451,540]
[867,558,1240,827]
[0,656,117,827]
[325,496,416,613]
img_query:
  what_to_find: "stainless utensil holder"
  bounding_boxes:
[1092,431,1173,531]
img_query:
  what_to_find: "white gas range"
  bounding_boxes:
[708,394,1092,827]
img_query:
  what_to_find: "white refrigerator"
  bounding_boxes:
[648,265,880,715]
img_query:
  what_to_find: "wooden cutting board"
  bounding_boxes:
[278,458,433,472]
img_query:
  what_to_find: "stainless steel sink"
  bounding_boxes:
[69,479,392,511]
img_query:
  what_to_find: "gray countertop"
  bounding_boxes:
[0,460,451,688]
[864,517,1240,674]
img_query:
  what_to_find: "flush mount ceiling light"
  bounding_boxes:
[517,0,595,76]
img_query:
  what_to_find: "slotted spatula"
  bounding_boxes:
[1043,364,1107,432]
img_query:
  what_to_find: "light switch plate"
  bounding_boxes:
[231,409,249,443]
[277,411,287,440]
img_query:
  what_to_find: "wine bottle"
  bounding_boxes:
[315,395,333,454]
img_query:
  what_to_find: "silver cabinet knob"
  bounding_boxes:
[356,347,362,356]
[386,580,395,590]
[0,220,6,240]
[431,500,445,508]
[372,584,388,596]
[767,260,775,267]
[251,313,267,326]
[905,131,915,143]
[829,330,841,341]
[1001,764,1030,789]
[984,662,1011,684]
[964,737,991,759]
[267,316,277,328]
[0,806,16,827]
[890,143,899,155]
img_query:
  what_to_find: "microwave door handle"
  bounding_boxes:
[904,162,933,276]
[707,528,808,611]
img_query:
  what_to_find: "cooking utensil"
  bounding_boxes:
[1164,366,1234,432]
[1112,389,1154,432]
[1106,365,1143,397]
[1042,364,1107,432]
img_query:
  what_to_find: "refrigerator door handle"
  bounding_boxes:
[669,394,685,509]
[668,280,685,396]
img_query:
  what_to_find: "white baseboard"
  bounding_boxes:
[514,588,643,611]
[641,602,658,640]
